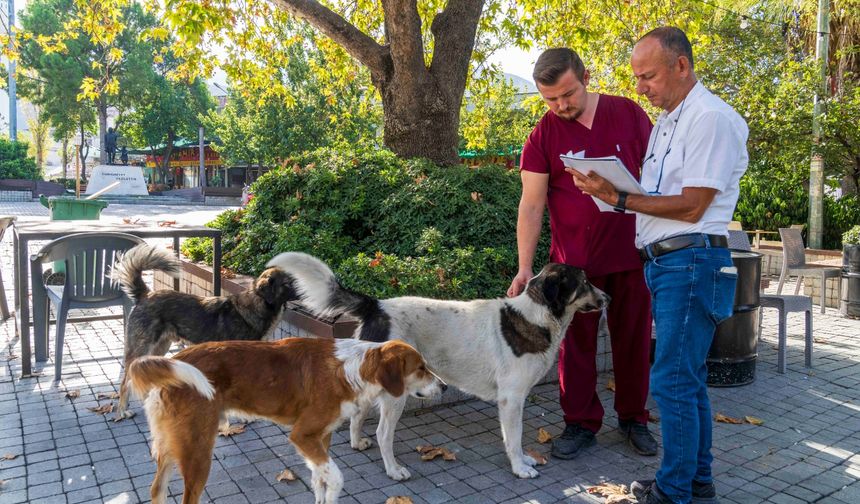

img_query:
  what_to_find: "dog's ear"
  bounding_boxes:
[541,272,569,318]
[378,351,405,397]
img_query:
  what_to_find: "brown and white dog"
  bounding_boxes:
[127,338,444,504]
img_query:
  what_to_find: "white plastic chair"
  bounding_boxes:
[729,230,813,373]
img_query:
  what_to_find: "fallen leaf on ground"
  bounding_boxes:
[88,403,114,415]
[714,413,743,424]
[537,428,553,444]
[587,483,635,503]
[157,220,177,227]
[275,468,296,482]
[648,412,660,423]
[813,337,826,344]
[525,448,548,465]
[385,497,414,504]
[97,392,119,400]
[219,423,246,437]
[744,416,764,426]
[1,453,18,460]
[221,267,236,279]
[64,390,80,400]
[415,445,456,461]
[606,379,616,392]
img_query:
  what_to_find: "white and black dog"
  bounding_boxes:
[267,252,609,480]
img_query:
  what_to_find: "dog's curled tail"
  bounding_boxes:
[111,244,180,303]
[266,251,372,318]
[127,356,215,401]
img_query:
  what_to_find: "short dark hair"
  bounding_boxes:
[639,27,694,71]
[532,48,586,86]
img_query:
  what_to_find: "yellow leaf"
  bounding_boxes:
[537,428,553,444]
[606,378,616,392]
[744,416,764,426]
[97,392,119,400]
[108,47,124,62]
[275,468,296,482]
[587,483,635,503]
[88,403,115,415]
[415,445,456,461]
[385,497,414,504]
[219,423,246,437]
[714,413,743,424]
[1,453,18,460]
[525,448,547,465]
[64,390,80,400]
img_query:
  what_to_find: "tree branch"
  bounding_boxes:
[429,0,484,96]
[270,0,390,77]
[380,0,426,84]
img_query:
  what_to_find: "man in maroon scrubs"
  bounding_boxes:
[507,48,657,459]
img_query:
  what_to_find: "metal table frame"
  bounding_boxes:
[12,220,222,377]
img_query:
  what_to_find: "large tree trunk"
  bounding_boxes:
[274,0,483,166]
[97,99,108,164]
[379,74,461,164]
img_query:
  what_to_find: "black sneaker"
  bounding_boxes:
[691,480,719,503]
[631,479,719,503]
[550,423,596,460]
[629,480,673,503]
[619,419,658,456]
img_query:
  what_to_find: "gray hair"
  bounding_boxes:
[639,27,694,71]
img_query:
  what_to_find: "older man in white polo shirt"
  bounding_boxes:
[570,27,748,504]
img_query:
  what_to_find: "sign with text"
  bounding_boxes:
[85,165,149,196]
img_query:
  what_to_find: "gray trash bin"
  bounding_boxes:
[841,245,860,319]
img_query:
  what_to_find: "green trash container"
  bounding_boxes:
[39,195,109,220]
[39,195,110,274]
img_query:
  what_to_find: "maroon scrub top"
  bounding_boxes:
[520,94,652,277]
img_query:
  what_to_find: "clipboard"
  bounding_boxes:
[559,154,648,213]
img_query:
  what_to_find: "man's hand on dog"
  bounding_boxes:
[507,269,533,298]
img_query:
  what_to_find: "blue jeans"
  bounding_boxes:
[644,246,736,504]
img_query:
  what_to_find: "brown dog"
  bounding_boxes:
[110,244,298,420]
[127,338,444,504]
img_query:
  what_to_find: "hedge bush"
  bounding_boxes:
[182,147,549,299]
[0,138,39,180]
[734,162,860,249]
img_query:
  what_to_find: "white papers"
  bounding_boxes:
[559,152,647,213]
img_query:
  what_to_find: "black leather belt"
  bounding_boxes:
[639,233,728,261]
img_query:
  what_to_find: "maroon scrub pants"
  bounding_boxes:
[558,267,653,432]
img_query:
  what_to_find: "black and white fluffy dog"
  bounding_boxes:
[267,252,609,480]
[110,244,298,421]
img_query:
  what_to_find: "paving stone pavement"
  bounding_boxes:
[1,202,859,503]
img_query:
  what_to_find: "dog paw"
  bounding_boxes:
[522,454,538,467]
[113,410,135,422]
[386,465,411,481]
[512,463,539,479]
[351,437,373,451]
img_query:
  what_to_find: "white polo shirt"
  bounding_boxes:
[635,81,749,248]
